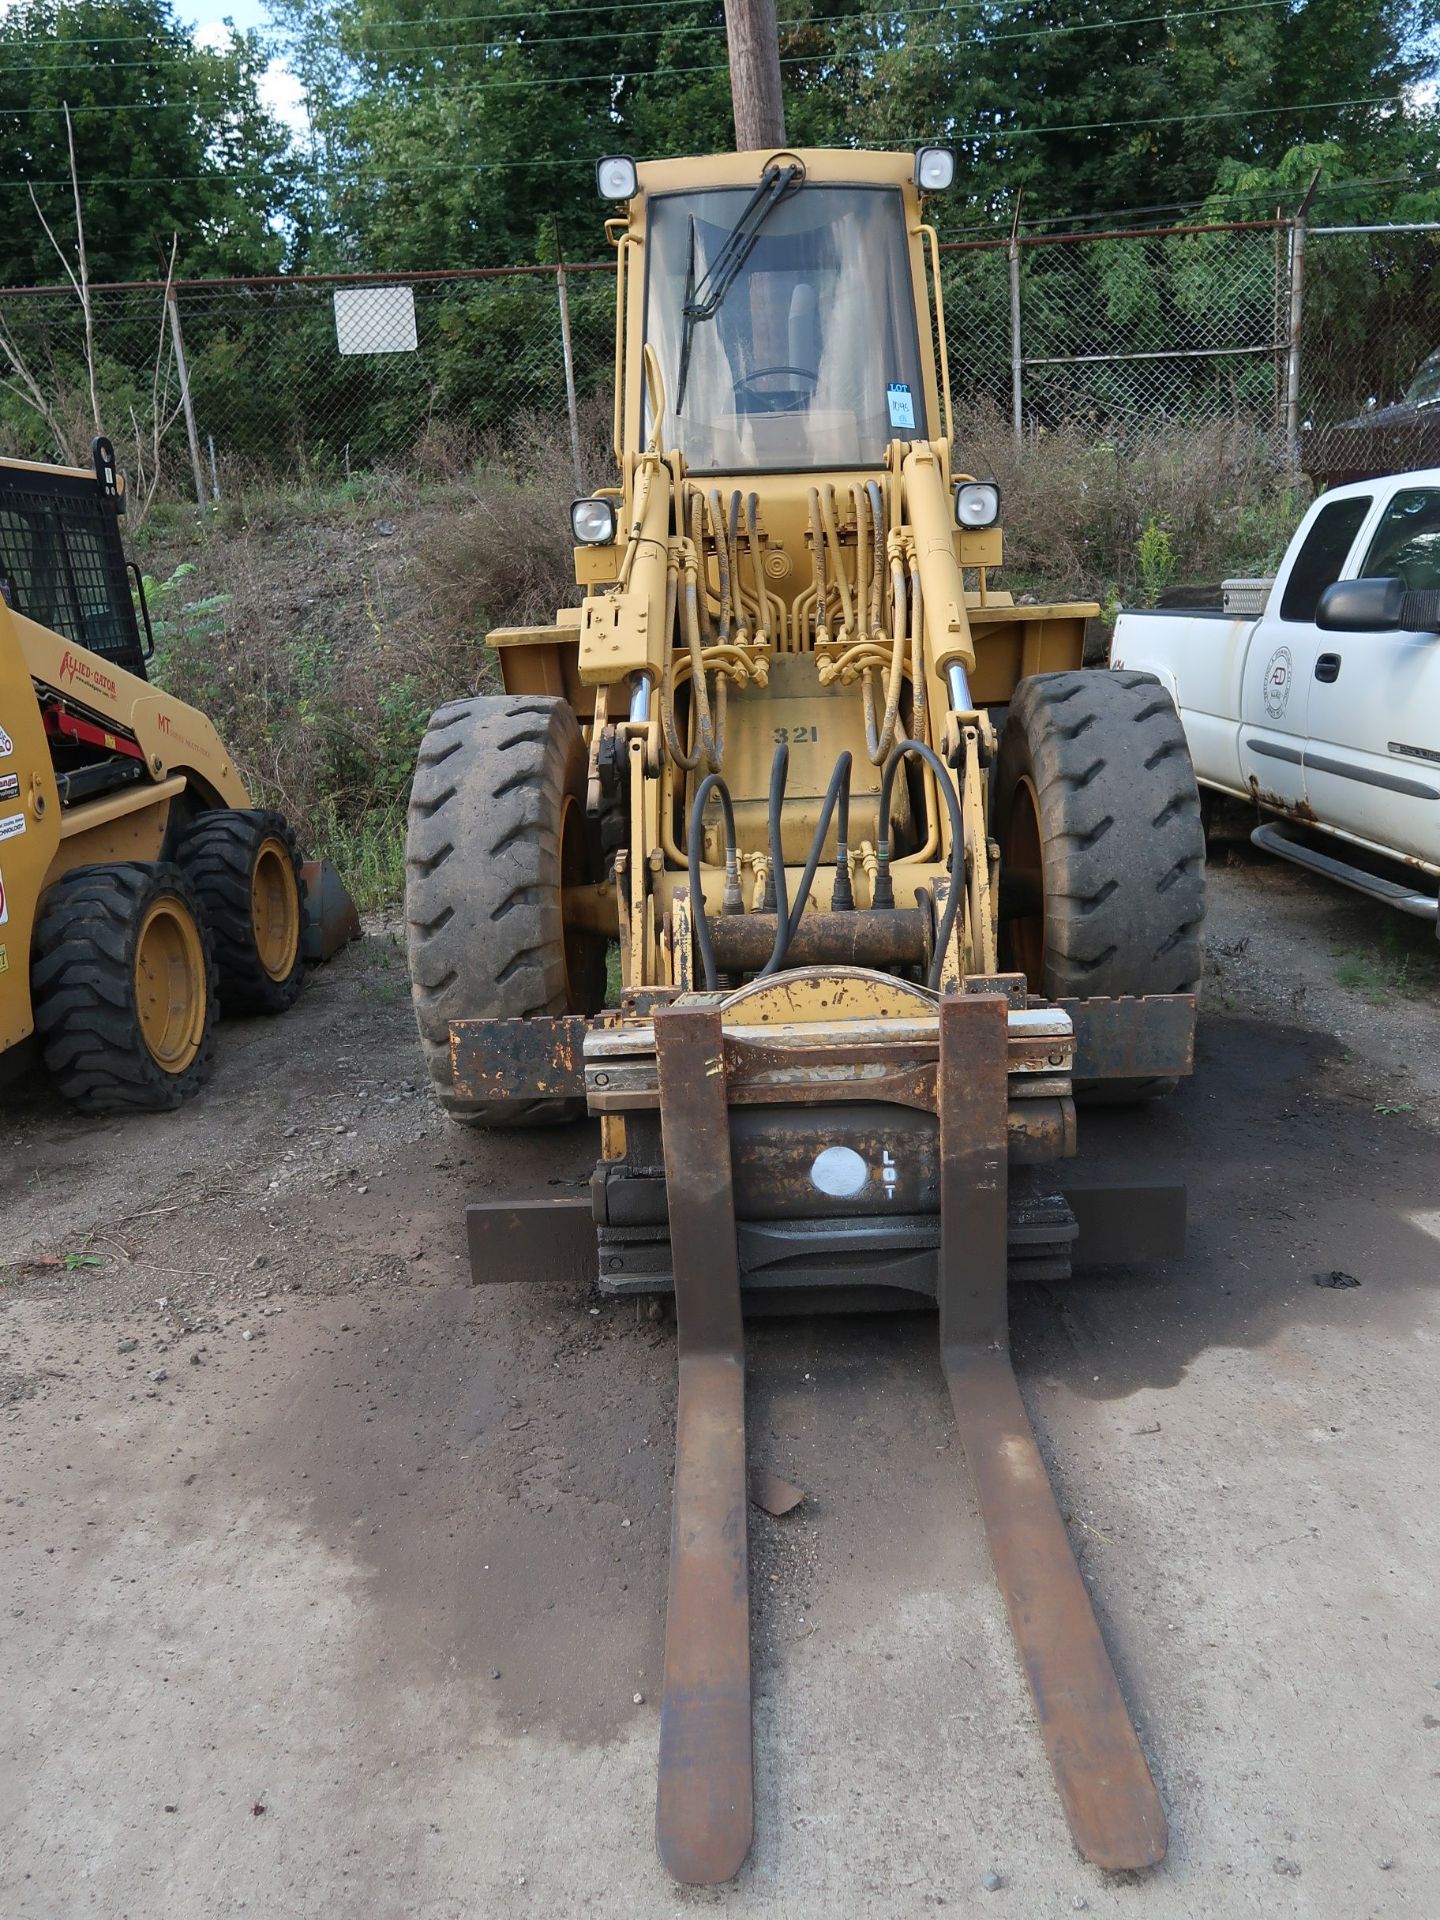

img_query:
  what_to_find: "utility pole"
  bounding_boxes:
[723,0,785,151]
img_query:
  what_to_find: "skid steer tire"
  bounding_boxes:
[174,809,306,1015]
[31,863,219,1114]
[995,670,1205,1103]
[405,694,606,1127]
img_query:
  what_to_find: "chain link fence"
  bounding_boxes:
[0,219,1433,495]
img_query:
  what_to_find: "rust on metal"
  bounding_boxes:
[937,994,1167,1872]
[1061,994,1195,1082]
[707,907,931,973]
[450,1014,590,1102]
[653,1004,754,1887]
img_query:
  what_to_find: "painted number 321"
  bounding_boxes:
[772,725,819,744]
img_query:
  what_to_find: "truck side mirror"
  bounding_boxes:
[1315,575,1407,632]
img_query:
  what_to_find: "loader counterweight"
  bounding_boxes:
[403,144,1206,1882]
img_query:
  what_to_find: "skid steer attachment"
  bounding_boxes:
[407,144,1206,1882]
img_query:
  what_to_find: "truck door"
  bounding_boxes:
[1238,492,1373,815]
[1304,482,1440,864]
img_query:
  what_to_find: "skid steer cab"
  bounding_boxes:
[405,147,1206,1883]
[0,439,358,1112]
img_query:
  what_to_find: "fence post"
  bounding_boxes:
[1008,192,1024,445]
[166,289,208,512]
[553,221,584,495]
[1285,171,1322,471]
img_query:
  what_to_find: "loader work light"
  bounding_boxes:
[571,497,618,545]
[596,155,638,201]
[914,146,955,192]
[955,481,1001,528]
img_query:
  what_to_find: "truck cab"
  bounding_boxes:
[1112,469,1440,922]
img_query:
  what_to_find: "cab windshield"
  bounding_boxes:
[645,183,927,473]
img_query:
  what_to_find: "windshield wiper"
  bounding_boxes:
[676,161,803,416]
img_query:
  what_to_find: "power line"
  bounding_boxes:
[0,0,715,50]
[0,0,1293,93]
[0,0,1291,63]
[0,89,1412,192]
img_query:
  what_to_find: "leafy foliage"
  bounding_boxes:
[0,0,298,284]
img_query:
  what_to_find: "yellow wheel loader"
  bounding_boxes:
[0,441,357,1112]
[405,147,1205,1881]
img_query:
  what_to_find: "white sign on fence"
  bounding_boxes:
[333,285,418,356]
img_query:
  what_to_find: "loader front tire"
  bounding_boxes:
[31,863,218,1113]
[995,670,1205,1102]
[405,694,606,1127]
[174,809,306,1014]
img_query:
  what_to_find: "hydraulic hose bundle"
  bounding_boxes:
[685,739,962,991]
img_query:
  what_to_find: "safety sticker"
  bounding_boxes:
[0,943,8,971]
[0,862,7,925]
[886,382,916,430]
[0,811,26,843]
[0,773,16,802]
[0,722,12,755]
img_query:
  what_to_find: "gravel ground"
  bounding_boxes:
[2,849,1439,1920]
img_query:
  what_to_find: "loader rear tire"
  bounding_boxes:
[31,862,218,1113]
[995,670,1205,1102]
[174,809,306,1014]
[405,694,606,1127]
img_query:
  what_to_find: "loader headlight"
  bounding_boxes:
[596,154,638,201]
[955,481,1001,528]
[914,146,955,192]
[571,496,618,545]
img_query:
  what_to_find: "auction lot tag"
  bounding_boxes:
[887,382,916,430]
[0,723,13,755]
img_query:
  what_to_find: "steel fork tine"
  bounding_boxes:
[653,1005,754,1886]
[937,993,1167,1871]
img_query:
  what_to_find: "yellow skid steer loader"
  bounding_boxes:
[0,440,357,1111]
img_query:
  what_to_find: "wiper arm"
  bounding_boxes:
[676,161,802,416]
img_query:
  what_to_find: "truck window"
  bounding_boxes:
[1279,496,1371,623]
[1360,487,1440,592]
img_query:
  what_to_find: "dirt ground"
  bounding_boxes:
[3,840,1439,1920]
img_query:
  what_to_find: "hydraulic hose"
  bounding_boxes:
[785,752,853,943]
[874,738,966,990]
[687,772,741,990]
[757,743,791,973]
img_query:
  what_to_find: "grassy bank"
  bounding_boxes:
[132,410,1306,910]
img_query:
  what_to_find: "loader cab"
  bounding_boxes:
[645,176,929,472]
[0,439,150,682]
[612,149,951,472]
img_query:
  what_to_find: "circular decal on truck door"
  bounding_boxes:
[1263,644,1294,720]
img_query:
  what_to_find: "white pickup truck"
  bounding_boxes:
[1111,469,1440,931]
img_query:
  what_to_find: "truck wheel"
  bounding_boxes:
[30,863,218,1113]
[175,809,306,1014]
[405,695,607,1127]
[995,670,1205,1102]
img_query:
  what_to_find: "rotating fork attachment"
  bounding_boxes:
[651,993,1167,1886]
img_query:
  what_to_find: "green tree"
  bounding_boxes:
[0,0,299,284]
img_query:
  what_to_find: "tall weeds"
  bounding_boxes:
[139,408,1307,908]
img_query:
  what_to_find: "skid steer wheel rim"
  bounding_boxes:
[559,792,602,1009]
[251,836,302,982]
[1003,773,1046,990]
[134,899,208,1072]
